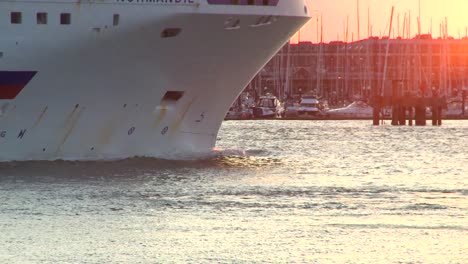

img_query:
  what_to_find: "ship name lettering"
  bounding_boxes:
[0,131,6,138]
[116,0,195,4]
[17,129,27,139]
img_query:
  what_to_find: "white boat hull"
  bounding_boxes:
[0,0,310,161]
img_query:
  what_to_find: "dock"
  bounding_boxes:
[372,95,445,126]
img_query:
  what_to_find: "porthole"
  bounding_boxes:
[161,126,169,135]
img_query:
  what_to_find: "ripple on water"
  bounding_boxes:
[0,120,466,263]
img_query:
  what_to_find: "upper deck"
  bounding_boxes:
[0,0,311,18]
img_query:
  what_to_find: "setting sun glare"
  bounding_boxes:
[293,0,468,43]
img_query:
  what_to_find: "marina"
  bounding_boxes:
[225,93,467,122]
[228,31,468,123]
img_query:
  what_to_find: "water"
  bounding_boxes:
[0,120,467,263]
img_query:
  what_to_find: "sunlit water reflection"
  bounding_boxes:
[0,120,466,263]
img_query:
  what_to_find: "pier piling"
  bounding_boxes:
[391,105,399,126]
[373,106,380,126]
[399,106,406,125]
[408,107,413,126]
[371,93,446,126]
[462,91,466,117]
[431,107,438,126]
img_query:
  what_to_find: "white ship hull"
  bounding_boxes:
[0,0,310,161]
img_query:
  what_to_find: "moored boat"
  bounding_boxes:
[252,93,284,118]
[325,101,373,119]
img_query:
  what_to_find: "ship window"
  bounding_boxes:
[60,13,71,25]
[113,14,120,26]
[10,12,22,24]
[37,12,47,24]
[247,0,254,5]
[162,91,184,102]
[231,0,239,4]
[263,0,269,5]
[161,28,182,38]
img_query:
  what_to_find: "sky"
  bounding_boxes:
[292,0,468,43]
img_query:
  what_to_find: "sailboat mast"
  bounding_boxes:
[367,7,370,38]
[357,0,360,40]
[397,13,400,38]
[381,6,395,96]
[408,11,411,38]
[419,0,421,34]
[446,17,451,96]
[284,41,291,99]
[316,15,319,43]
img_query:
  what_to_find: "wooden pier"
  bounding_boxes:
[372,94,446,126]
